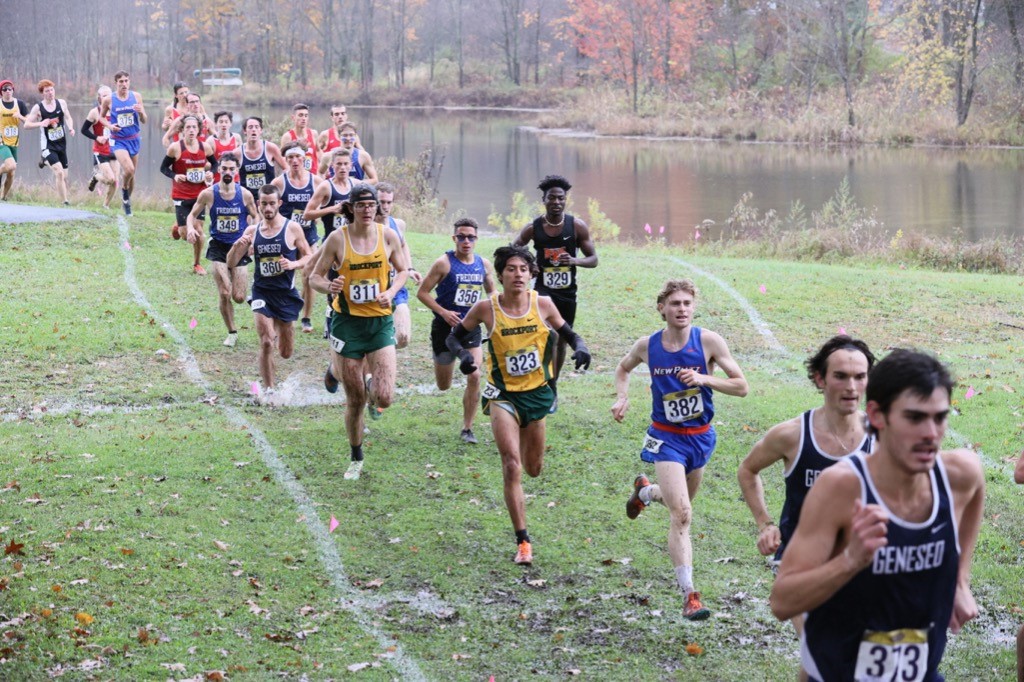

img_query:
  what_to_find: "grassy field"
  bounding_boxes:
[1,208,1022,680]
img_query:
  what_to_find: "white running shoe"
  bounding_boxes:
[343,460,364,480]
[223,333,237,348]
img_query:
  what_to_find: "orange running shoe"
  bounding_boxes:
[626,474,650,519]
[683,591,711,621]
[513,541,533,566]
[193,264,207,276]
[171,224,181,240]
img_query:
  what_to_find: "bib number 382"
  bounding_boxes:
[853,628,928,682]
[662,388,704,423]
[505,346,540,377]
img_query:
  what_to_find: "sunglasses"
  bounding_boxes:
[1,87,12,92]
[455,234,478,242]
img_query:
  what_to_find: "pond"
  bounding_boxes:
[8,103,1024,243]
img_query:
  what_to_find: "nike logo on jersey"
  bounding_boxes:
[931,522,948,534]
[562,235,571,240]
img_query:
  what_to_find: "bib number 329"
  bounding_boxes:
[542,266,571,289]
[853,628,928,682]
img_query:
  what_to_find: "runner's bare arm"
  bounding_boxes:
[415,255,461,326]
[737,419,801,555]
[942,448,985,633]
[308,232,343,294]
[226,226,257,268]
[611,336,650,422]
[570,218,598,268]
[359,150,378,184]
[301,182,337,221]
[1015,449,1024,484]
[186,188,214,243]
[284,223,313,270]
[676,329,748,397]
[482,258,497,295]
[512,223,534,247]
[770,466,887,621]
[379,229,408,305]
[59,100,74,136]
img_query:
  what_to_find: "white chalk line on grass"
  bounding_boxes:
[117,217,427,680]
[666,256,996,466]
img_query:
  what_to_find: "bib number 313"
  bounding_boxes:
[853,628,928,682]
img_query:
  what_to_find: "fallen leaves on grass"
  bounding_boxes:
[75,612,94,625]
[600,557,632,565]
[213,540,229,552]
[526,579,546,588]
[685,642,704,656]
[5,540,25,556]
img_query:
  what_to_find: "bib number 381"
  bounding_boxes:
[662,388,704,423]
[505,346,540,377]
[853,628,928,682]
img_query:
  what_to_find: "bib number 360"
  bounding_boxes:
[853,628,928,682]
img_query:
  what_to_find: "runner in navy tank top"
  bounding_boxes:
[738,335,875,639]
[612,279,748,621]
[183,155,258,348]
[226,185,313,399]
[239,116,285,200]
[272,141,323,334]
[416,218,495,444]
[771,349,984,682]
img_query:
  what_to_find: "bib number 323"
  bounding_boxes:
[505,346,540,377]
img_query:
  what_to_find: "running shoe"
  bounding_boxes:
[683,591,711,621]
[460,429,478,444]
[193,264,207,276]
[513,541,533,566]
[301,317,313,334]
[365,374,383,420]
[324,366,339,394]
[343,460,364,480]
[626,474,650,520]
[122,199,132,216]
[38,157,46,169]
[171,224,181,240]
[223,333,237,348]
[87,176,98,192]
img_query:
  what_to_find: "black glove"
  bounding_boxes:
[571,344,591,371]
[458,350,477,375]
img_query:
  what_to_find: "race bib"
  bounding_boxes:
[642,433,664,454]
[303,156,312,171]
[250,298,266,311]
[245,174,265,190]
[349,279,380,304]
[454,283,482,308]
[662,387,704,423]
[542,266,571,289]
[2,126,17,138]
[504,346,540,377]
[185,168,206,184]
[258,257,283,277]
[217,216,240,234]
[116,112,135,128]
[853,628,928,682]
[481,383,501,400]
[46,125,65,141]
[329,334,345,354]
[291,209,310,228]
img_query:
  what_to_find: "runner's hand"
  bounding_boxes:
[442,309,462,328]
[757,524,782,556]
[571,344,591,371]
[611,397,628,422]
[458,350,477,375]
[843,499,888,570]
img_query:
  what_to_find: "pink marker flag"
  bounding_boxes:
[250,381,260,395]
[838,326,847,335]
[189,317,198,330]
[965,386,975,399]
[658,225,665,234]
[329,515,340,533]
[695,229,701,240]
[759,284,766,294]
[123,241,132,250]
[644,223,652,234]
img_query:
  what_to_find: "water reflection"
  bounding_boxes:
[12,104,1024,242]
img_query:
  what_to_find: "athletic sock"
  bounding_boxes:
[228,330,237,336]
[350,444,364,462]
[638,485,653,506]
[675,565,694,594]
[122,188,129,201]
[515,529,530,545]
